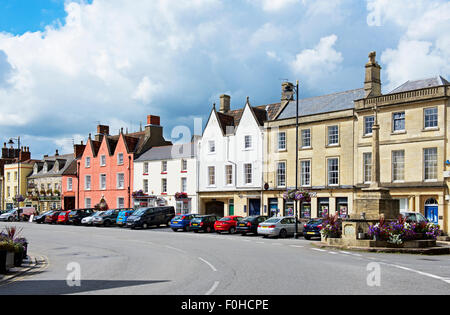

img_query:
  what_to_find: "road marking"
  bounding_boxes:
[351,253,363,257]
[311,248,327,252]
[328,251,338,255]
[198,257,217,272]
[289,245,304,248]
[384,263,450,285]
[272,243,283,246]
[339,251,351,255]
[165,245,187,254]
[256,242,265,244]
[205,281,220,295]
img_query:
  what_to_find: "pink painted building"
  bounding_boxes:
[76,116,171,210]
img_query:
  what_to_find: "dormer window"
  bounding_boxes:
[43,164,48,173]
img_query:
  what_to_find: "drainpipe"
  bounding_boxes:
[227,136,237,215]
[77,161,80,209]
[128,156,132,208]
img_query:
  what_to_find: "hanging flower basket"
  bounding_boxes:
[132,190,146,197]
[282,189,312,202]
[175,192,188,200]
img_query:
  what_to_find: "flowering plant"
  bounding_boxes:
[132,190,146,197]
[320,213,341,239]
[175,192,188,200]
[282,189,312,202]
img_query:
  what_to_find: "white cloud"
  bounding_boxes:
[367,0,450,91]
[291,35,343,84]
[248,0,300,12]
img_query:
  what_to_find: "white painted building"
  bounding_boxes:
[198,95,279,217]
[134,140,199,214]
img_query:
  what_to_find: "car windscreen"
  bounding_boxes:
[264,218,281,224]
[308,219,323,224]
[133,209,147,216]
[218,217,232,221]
[101,210,113,216]
[173,215,185,220]
[69,211,78,215]
[191,217,205,223]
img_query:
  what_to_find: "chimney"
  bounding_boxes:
[147,115,160,126]
[219,95,231,113]
[364,51,382,98]
[281,82,295,102]
[19,146,30,162]
[95,125,109,142]
[74,142,86,158]
[144,115,164,146]
[55,149,59,156]
[2,143,7,159]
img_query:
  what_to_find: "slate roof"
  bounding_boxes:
[277,88,366,120]
[28,154,75,178]
[135,142,196,162]
[388,76,449,94]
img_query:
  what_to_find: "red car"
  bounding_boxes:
[45,211,61,224]
[214,216,243,234]
[57,211,70,224]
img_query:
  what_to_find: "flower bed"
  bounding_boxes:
[320,213,342,239]
[0,227,28,272]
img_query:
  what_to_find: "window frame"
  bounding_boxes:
[392,150,405,182]
[327,125,339,146]
[327,157,339,186]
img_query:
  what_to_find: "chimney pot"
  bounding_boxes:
[147,115,160,126]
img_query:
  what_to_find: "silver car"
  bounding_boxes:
[81,211,101,226]
[257,216,304,238]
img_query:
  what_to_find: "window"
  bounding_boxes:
[392,150,405,182]
[393,112,405,132]
[7,173,10,182]
[7,187,10,198]
[364,116,375,135]
[244,164,252,185]
[67,178,73,191]
[117,197,125,209]
[14,171,18,180]
[117,173,125,189]
[181,159,188,172]
[100,155,106,166]
[301,129,311,148]
[181,178,187,192]
[277,162,286,187]
[161,161,167,173]
[327,158,339,186]
[143,179,149,194]
[117,153,124,165]
[225,165,233,185]
[328,126,339,146]
[363,153,372,183]
[161,178,167,193]
[144,162,149,174]
[244,135,252,149]
[100,174,106,190]
[208,167,215,186]
[85,157,91,168]
[301,160,311,187]
[424,148,438,181]
[424,108,438,129]
[209,141,216,153]
[85,198,91,208]
[85,175,91,190]
[278,132,286,151]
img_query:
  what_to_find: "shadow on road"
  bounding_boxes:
[0,279,170,295]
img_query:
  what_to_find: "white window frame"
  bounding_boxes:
[208,166,216,187]
[364,116,374,136]
[392,150,405,182]
[67,178,73,191]
[143,162,149,174]
[117,173,125,189]
[424,107,438,129]
[393,112,406,132]
[278,132,286,151]
[327,158,339,186]
[161,178,167,193]
[424,148,438,181]
[100,155,106,166]
[244,135,252,150]
[327,125,339,146]
[244,163,252,185]
[181,159,188,172]
[181,177,187,193]
[209,140,216,154]
[85,198,91,208]
[143,179,149,194]
[363,152,372,184]
[277,162,286,188]
[117,197,125,209]
[301,129,311,148]
[85,175,91,190]
[225,165,233,186]
[85,157,91,168]
[100,174,107,190]
[161,161,168,173]
[300,160,311,187]
[117,153,124,165]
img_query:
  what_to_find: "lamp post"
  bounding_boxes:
[8,137,21,220]
[293,80,300,239]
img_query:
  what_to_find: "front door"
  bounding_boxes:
[249,199,261,216]
[425,198,439,225]
[229,200,234,216]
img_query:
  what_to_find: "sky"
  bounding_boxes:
[0,0,449,158]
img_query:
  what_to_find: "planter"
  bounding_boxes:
[0,250,14,274]
[14,251,23,267]
[22,242,28,259]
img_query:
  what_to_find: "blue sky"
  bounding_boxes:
[0,0,448,158]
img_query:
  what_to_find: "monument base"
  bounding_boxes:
[352,187,400,220]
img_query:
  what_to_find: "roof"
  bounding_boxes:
[28,154,75,178]
[277,88,365,120]
[135,143,196,162]
[388,76,449,94]
[62,159,78,176]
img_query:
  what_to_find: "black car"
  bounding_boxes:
[126,206,175,229]
[190,215,219,233]
[34,211,53,224]
[68,208,96,225]
[236,215,269,235]
[304,219,323,240]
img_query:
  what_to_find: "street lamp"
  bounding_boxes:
[8,137,21,219]
[293,81,300,239]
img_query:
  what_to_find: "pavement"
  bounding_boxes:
[0,255,48,286]
[0,221,449,295]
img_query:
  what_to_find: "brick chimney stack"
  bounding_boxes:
[219,95,231,113]
[364,51,382,98]
[95,125,110,142]
[74,141,86,158]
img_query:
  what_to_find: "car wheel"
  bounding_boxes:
[216,231,221,234]
[279,229,288,238]
[142,223,148,229]
[104,220,110,227]
[194,230,199,233]
[229,227,236,234]
[8,217,13,222]
[241,233,247,236]
[172,228,178,232]
[304,236,311,240]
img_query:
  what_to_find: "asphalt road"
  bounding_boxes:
[1,221,449,295]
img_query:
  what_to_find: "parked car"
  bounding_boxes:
[18,207,37,221]
[45,211,61,224]
[170,214,198,232]
[257,216,304,238]
[34,211,53,224]
[81,212,102,226]
[68,209,96,225]
[214,216,243,234]
[57,211,70,224]
[190,215,219,233]
[126,206,175,229]
[237,215,269,235]
[93,209,122,227]
[401,212,429,224]
[303,219,323,240]
[0,209,18,222]
[116,209,135,227]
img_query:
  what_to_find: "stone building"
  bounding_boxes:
[263,51,450,233]
[27,150,76,212]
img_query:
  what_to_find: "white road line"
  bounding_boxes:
[384,263,450,285]
[256,242,265,244]
[289,245,304,248]
[311,248,327,252]
[339,251,351,255]
[205,281,220,295]
[328,251,338,255]
[165,245,187,254]
[351,253,363,257]
[272,243,283,246]
[198,257,218,272]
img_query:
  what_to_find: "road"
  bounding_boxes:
[0,221,449,295]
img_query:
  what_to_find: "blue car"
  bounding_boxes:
[116,209,135,227]
[304,219,323,240]
[170,214,198,232]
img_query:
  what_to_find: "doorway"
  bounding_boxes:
[424,198,438,224]
[248,199,261,216]
[205,201,224,217]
